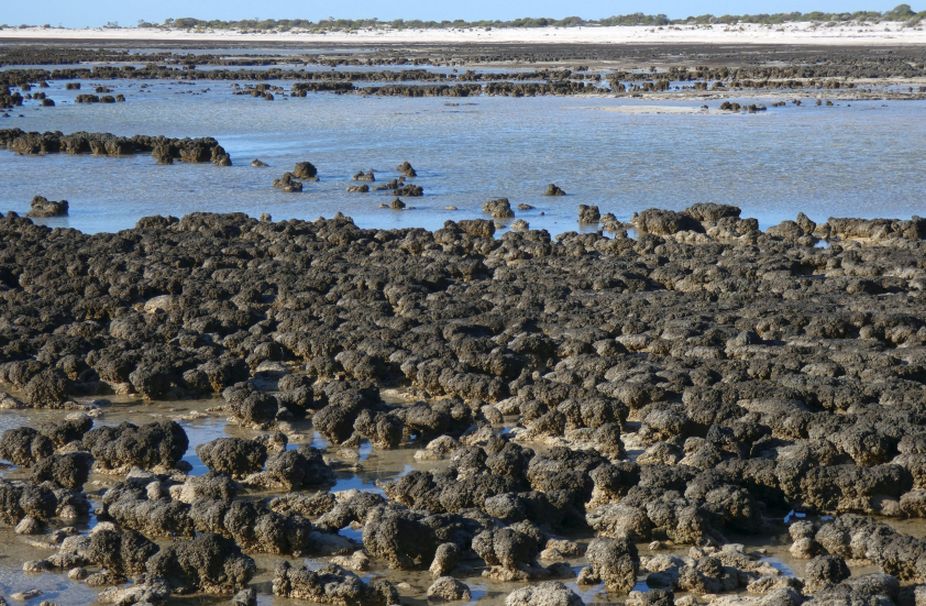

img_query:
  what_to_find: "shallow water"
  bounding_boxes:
[2,79,926,235]
[0,398,485,604]
[0,396,832,605]
[2,63,926,603]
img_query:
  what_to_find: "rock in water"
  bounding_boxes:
[272,172,303,192]
[397,161,417,177]
[578,204,601,224]
[27,195,68,217]
[483,198,514,219]
[292,162,318,180]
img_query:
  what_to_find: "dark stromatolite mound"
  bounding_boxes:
[31,452,93,490]
[195,437,269,478]
[362,505,438,570]
[292,161,318,181]
[0,411,93,448]
[223,382,284,427]
[0,207,924,604]
[146,533,256,595]
[483,198,514,219]
[0,427,54,465]
[260,445,334,490]
[82,421,189,471]
[0,129,231,165]
[632,208,703,235]
[100,472,349,557]
[0,478,89,528]
[27,195,68,217]
[580,536,639,593]
[396,161,417,177]
[272,561,399,605]
[578,204,600,224]
[0,480,58,525]
[272,172,303,192]
[472,523,548,581]
[44,525,159,582]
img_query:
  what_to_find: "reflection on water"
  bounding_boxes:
[2,79,926,235]
[760,556,796,577]
[337,525,362,542]
[0,566,99,605]
[331,473,386,495]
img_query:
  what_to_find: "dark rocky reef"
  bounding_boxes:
[27,195,68,218]
[0,205,925,604]
[0,129,231,166]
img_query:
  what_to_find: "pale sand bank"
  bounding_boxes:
[1,22,925,46]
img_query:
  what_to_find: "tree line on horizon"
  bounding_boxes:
[128,4,924,31]
[4,4,923,30]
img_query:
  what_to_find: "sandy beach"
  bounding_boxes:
[1,21,925,45]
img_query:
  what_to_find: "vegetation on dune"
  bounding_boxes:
[120,5,926,32]
[1,4,923,31]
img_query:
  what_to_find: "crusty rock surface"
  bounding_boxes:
[505,581,584,606]
[146,533,255,594]
[0,206,925,603]
[27,195,68,218]
[82,421,188,471]
[272,561,398,605]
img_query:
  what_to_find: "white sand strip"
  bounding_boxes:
[1,22,925,46]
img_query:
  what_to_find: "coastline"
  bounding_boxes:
[1,22,926,46]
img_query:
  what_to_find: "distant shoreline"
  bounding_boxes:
[2,22,926,46]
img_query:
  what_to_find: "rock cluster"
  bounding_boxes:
[0,129,231,165]
[0,205,925,604]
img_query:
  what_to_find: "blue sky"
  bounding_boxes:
[2,1,913,28]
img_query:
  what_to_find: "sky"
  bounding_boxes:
[1,0,914,28]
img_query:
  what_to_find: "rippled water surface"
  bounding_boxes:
[2,78,926,234]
